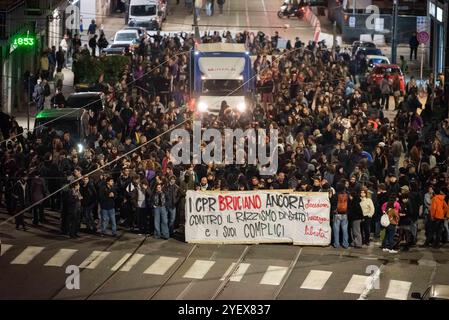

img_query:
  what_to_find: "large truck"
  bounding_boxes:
[191,43,254,114]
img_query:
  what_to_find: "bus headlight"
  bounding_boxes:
[198,102,208,112]
[236,102,246,112]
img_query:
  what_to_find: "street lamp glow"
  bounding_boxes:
[198,102,208,112]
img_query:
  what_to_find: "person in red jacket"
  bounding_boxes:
[429,188,448,248]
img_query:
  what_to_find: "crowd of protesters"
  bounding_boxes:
[0,27,448,252]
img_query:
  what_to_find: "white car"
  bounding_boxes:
[112,29,140,46]
[366,55,390,71]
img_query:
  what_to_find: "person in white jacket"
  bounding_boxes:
[360,187,375,245]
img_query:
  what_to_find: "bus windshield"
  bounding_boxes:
[201,79,244,95]
[130,5,156,16]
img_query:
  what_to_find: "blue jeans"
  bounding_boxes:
[101,208,117,235]
[383,224,397,249]
[154,206,169,239]
[333,214,349,248]
[167,207,176,234]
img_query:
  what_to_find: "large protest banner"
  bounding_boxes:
[185,190,331,246]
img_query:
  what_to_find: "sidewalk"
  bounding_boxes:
[15,68,75,131]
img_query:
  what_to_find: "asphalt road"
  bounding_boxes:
[1,210,448,300]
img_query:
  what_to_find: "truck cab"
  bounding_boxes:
[192,43,254,114]
[128,0,166,30]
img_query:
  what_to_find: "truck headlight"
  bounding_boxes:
[198,102,208,112]
[236,102,246,112]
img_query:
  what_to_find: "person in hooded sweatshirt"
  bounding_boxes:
[348,191,363,248]
[429,188,448,248]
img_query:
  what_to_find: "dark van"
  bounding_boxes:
[65,92,105,114]
[34,108,86,152]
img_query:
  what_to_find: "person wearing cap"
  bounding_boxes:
[165,175,180,237]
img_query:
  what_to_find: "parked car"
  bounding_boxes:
[34,108,86,153]
[352,41,377,55]
[65,92,105,114]
[367,64,406,95]
[366,55,390,71]
[355,47,383,59]
[412,285,449,300]
[111,29,140,50]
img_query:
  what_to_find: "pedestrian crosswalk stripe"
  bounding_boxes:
[260,266,289,286]
[0,244,12,256]
[344,275,370,294]
[79,251,110,269]
[385,280,412,300]
[230,263,251,282]
[183,260,215,279]
[10,246,45,265]
[300,270,333,290]
[144,256,179,275]
[120,254,144,272]
[111,253,132,271]
[44,249,78,267]
[220,263,236,281]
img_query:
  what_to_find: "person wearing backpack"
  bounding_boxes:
[429,188,448,248]
[381,199,400,253]
[331,183,349,248]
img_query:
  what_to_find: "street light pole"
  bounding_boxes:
[193,1,200,43]
[391,0,398,64]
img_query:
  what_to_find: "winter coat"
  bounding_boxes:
[152,191,166,207]
[348,196,363,221]
[99,186,116,210]
[360,197,375,218]
[29,177,47,204]
[80,182,97,207]
[165,183,181,209]
[11,180,28,211]
[430,194,448,220]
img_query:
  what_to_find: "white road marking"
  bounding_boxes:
[79,251,110,269]
[111,253,131,271]
[119,253,144,272]
[10,246,44,265]
[220,262,236,281]
[44,249,78,267]
[0,244,12,256]
[344,275,370,294]
[183,260,215,279]
[300,270,333,290]
[358,265,383,300]
[260,266,289,286]
[230,263,251,282]
[144,256,179,275]
[385,280,412,300]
